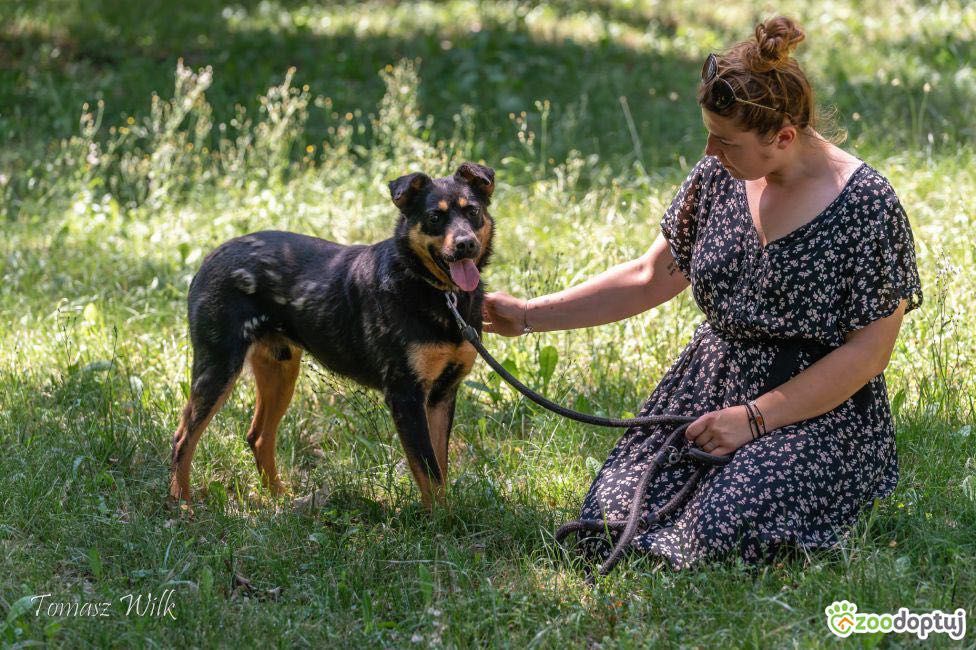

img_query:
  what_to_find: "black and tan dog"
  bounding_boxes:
[169,163,495,509]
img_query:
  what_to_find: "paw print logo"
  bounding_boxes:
[825,600,858,637]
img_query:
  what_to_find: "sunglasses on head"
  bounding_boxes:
[700,53,780,114]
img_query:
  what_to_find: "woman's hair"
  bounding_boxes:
[698,16,831,139]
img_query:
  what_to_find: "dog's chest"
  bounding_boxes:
[407,341,477,390]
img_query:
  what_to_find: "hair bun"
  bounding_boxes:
[748,16,805,72]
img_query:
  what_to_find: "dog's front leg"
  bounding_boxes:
[426,390,457,494]
[385,383,444,509]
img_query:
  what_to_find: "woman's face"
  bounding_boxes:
[701,108,779,180]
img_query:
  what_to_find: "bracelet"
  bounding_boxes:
[744,402,759,440]
[748,400,768,437]
[521,300,532,334]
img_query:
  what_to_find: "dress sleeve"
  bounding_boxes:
[659,157,716,280]
[839,188,923,334]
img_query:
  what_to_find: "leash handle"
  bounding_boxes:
[446,292,732,465]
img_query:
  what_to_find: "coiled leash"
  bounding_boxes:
[445,292,733,576]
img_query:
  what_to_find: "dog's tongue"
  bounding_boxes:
[448,259,480,292]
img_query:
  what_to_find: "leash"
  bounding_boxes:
[444,292,733,576]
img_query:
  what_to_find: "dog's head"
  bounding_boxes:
[389,162,495,292]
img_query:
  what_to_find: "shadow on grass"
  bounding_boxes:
[823,35,976,149]
[0,0,717,175]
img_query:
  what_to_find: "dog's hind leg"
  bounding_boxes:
[246,339,302,496]
[169,341,248,505]
[385,384,444,509]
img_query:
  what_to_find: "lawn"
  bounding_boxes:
[1,0,974,646]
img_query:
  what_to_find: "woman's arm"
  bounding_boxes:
[685,300,908,455]
[483,233,690,336]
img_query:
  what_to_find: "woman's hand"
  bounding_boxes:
[482,291,528,337]
[684,405,754,456]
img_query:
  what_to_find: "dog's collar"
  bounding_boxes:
[405,266,454,292]
[428,257,460,292]
[423,276,453,291]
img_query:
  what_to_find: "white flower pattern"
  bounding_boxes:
[576,156,923,569]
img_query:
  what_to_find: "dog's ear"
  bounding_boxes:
[454,162,495,199]
[388,172,432,210]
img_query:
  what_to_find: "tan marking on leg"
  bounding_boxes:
[404,343,477,508]
[407,225,451,287]
[168,378,240,503]
[427,400,453,487]
[246,340,302,495]
[402,452,439,510]
[404,341,478,509]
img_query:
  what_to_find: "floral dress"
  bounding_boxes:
[577,156,923,569]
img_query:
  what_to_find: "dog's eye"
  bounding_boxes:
[426,212,442,225]
[465,206,483,225]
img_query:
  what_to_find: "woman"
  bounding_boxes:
[483,16,923,568]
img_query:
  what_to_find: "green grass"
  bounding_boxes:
[1,0,975,646]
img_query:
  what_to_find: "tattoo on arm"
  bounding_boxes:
[667,260,678,276]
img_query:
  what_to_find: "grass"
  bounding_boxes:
[1,0,975,646]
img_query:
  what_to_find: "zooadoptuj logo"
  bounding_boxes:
[825,600,967,641]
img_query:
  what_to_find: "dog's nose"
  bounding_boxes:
[454,237,479,258]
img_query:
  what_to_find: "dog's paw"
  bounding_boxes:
[164,497,195,519]
[267,480,289,497]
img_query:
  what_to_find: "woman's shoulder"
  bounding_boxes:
[682,155,735,194]
[846,160,900,205]
[689,155,728,178]
[838,161,913,238]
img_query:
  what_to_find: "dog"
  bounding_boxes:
[168,162,495,509]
